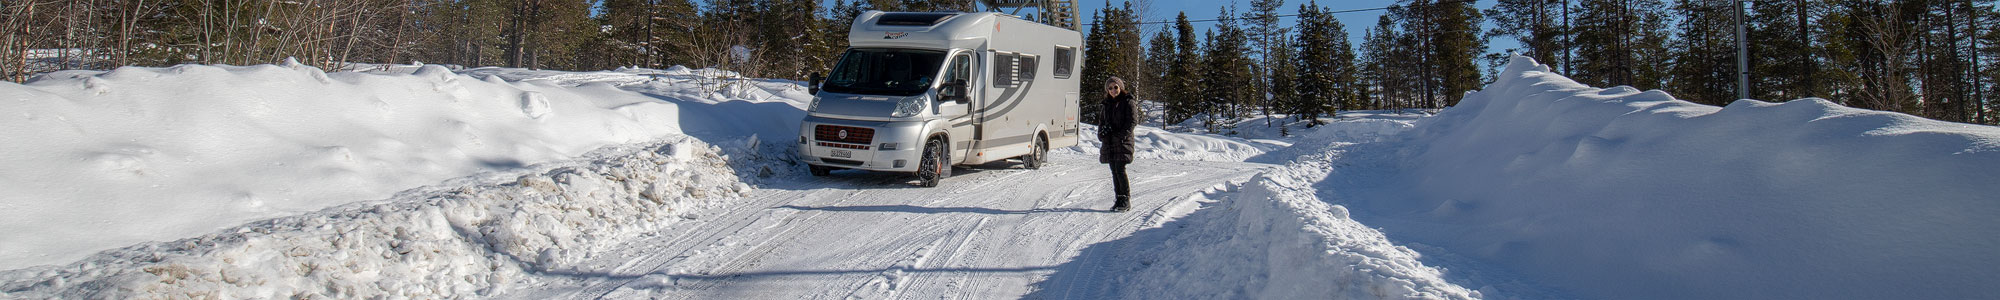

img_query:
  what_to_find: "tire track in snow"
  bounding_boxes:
[558,176,850,298]
[503,154,1269,299]
[633,179,893,295]
[1035,162,1259,299]
[655,166,1035,297]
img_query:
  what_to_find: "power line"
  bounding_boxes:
[1081,0,1478,27]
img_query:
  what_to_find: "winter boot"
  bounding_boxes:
[1111,196,1131,212]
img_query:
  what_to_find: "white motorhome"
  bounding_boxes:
[798,10,1083,187]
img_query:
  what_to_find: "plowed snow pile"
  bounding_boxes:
[0,60,688,270]
[1062,124,1275,162]
[0,138,750,299]
[1055,116,1479,299]
[1339,56,2000,299]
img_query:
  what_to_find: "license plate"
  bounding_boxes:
[831,149,852,158]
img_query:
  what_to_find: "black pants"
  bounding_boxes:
[1110,162,1130,200]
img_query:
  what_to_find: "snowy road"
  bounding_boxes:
[498,153,1269,299]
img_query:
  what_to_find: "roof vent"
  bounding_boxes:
[877,13,959,26]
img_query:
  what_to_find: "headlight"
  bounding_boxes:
[891,96,926,117]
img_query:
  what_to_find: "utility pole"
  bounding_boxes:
[1735,0,1750,101]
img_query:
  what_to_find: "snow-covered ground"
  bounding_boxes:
[0,59,1462,298]
[1321,57,2000,299]
[0,59,707,271]
[3,55,1997,299]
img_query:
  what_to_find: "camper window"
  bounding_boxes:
[993,52,1017,88]
[1054,46,1074,79]
[1018,55,1038,80]
[823,48,947,97]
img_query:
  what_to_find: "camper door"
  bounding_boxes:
[939,49,978,162]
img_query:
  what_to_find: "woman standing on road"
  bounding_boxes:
[1099,77,1140,212]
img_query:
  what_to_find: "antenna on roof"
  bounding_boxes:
[980,0,1079,31]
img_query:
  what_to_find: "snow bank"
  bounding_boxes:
[1063,124,1275,162]
[0,137,750,299]
[1107,171,1476,299]
[0,62,690,270]
[1049,116,1475,299]
[458,67,811,142]
[1350,56,2000,299]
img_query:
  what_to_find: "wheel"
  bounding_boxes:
[808,165,832,176]
[1023,134,1048,169]
[916,138,950,187]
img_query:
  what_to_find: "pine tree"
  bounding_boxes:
[1081,9,1113,125]
[1359,14,1401,111]
[1913,0,1987,122]
[1144,26,1177,107]
[1391,0,1486,108]
[601,0,650,68]
[1295,1,1357,126]
[1079,2,1145,125]
[1431,0,1488,106]
[1247,0,1287,125]
[1268,36,1300,126]
[1489,0,1569,73]
[1667,0,1741,106]
[1164,12,1202,127]
[597,0,700,69]
[1571,0,1671,90]
[1199,6,1254,132]
[752,0,822,79]
[1748,0,1824,101]
[1976,0,2000,125]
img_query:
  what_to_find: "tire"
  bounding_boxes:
[916,138,949,187]
[809,165,832,177]
[1023,134,1048,169]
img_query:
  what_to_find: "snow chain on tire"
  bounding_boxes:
[918,138,948,187]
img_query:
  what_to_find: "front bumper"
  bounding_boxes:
[798,116,927,172]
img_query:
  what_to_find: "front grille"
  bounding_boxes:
[815,125,875,144]
[822,158,863,166]
[817,142,870,150]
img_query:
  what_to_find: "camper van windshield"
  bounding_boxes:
[824,48,947,97]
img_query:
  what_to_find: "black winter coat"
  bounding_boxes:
[1098,92,1140,164]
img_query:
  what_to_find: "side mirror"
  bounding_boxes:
[942,79,969,104]
[808,72,823,95]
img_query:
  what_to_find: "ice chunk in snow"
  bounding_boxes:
[520,91,550,119]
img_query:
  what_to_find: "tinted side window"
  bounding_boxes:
[1054,47,1074,79]
[1019,55,1037,81]
[993,52,1017,88]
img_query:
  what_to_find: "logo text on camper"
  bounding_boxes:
[884,32,909,39]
